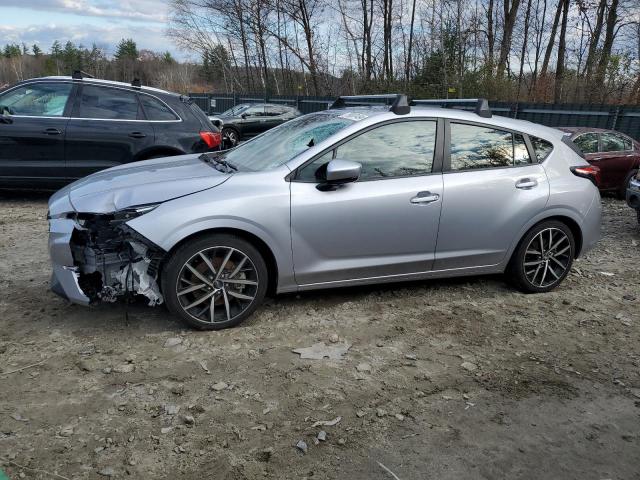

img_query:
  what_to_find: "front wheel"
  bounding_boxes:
[162,234,268,330]
[508,220,575,293]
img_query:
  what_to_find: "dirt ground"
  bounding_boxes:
[0,193,639,480]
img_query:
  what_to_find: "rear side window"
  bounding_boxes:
[601,132,629,152]
[266,105,287,116]
[530,136,554,161]
[573,133,598,154]
[78,85,140,120]
[140,95,178,121]
[449,123,531,170]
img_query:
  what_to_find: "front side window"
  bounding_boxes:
[140,95,178,121]
[449,123,531,170]
[0,82,72,117]
[243,105,264,117]
[573,133,599,154]
[78,85,140,120]
[530,136,554,161]
[601,132,629,152]
[298,120,437,181]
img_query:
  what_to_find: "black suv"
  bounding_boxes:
[0,74,221,188]
[210,103,301,147]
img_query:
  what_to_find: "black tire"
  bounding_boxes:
[222,128,240,148]
[162,234,268,330]
[508,220,575,293]
[618,169,638,200]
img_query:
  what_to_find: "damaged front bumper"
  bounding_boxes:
[48,205,166,307]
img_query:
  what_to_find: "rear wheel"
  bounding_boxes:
[222,128,240,148]
[509,220,575,293]
[162,234,268,330]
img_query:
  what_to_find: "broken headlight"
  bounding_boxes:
[113,203,160,221]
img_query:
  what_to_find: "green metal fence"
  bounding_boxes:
[189,93,640,140]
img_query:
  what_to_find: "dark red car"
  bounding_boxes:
[559,127,640,197]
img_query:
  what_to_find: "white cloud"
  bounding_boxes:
[2,0,168,23]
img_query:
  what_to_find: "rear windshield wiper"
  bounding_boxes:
[199,153,238,173]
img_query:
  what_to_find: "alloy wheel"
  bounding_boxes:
[176,246,259,324]
[522,227,572,288]
[223,129,239,147]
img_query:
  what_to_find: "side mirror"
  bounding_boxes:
[240,113,248,119]
[317,159,361,190]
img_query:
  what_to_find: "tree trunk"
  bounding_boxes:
[496,0,522,79]
[540,0,563,78]
[517,0,533,99]
[554,0,569,103]
[591,0,619,102]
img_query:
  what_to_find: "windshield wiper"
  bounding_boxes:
[199,153,238,173]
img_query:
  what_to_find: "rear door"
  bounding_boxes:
[597,132,636,189]
[0,81,74,186]
[435,121,549,270]
[65,84,155,179]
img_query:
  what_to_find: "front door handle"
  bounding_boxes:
[43,128,62,135]
[515,178,538,189]
[410,191,440,204]
[129,132,147,138]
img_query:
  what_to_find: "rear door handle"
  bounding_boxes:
[515,178,538,189]
[410,191,440,204]
[129,132,147,138]
[43,128,62,135]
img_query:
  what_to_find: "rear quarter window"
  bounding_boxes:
[530,136,554,161]
[140,95,179,121]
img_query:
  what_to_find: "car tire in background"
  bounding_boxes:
[222,128,240,148]
[162,233,268,330]
[619,169,638,200]
[508,220,576,293]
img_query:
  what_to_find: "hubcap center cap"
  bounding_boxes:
[213,280,224,289]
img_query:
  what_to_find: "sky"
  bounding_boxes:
[0,0,191,60]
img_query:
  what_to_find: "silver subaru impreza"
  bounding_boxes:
[48,95,602,329]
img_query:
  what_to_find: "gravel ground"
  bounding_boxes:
[0,194,638,480]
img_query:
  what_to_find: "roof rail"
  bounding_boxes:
[131,78,141,89]
[71,70,95,80]
[330,94,410,115]
[411,98,492,118]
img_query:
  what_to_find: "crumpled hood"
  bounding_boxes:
[63,154,229,214]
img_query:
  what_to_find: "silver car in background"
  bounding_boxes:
[48,95,602,329]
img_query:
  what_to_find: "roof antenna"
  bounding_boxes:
[131,78,141,89]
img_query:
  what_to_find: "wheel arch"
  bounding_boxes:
[162,227,279,295]
[507,211,585,270]
[134,146,185,161]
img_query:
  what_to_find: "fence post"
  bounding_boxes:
[233,92,237,107]
[611,105,621,131]
[513,102,519,119]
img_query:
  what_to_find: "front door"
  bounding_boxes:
[435,121,550,270]
[0,81,73,186]
[239,105,266,136]
[290,119,443,286]
[65,84,154,179]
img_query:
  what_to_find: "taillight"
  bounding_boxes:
[570,165,601,187]
[200,131,222,149]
